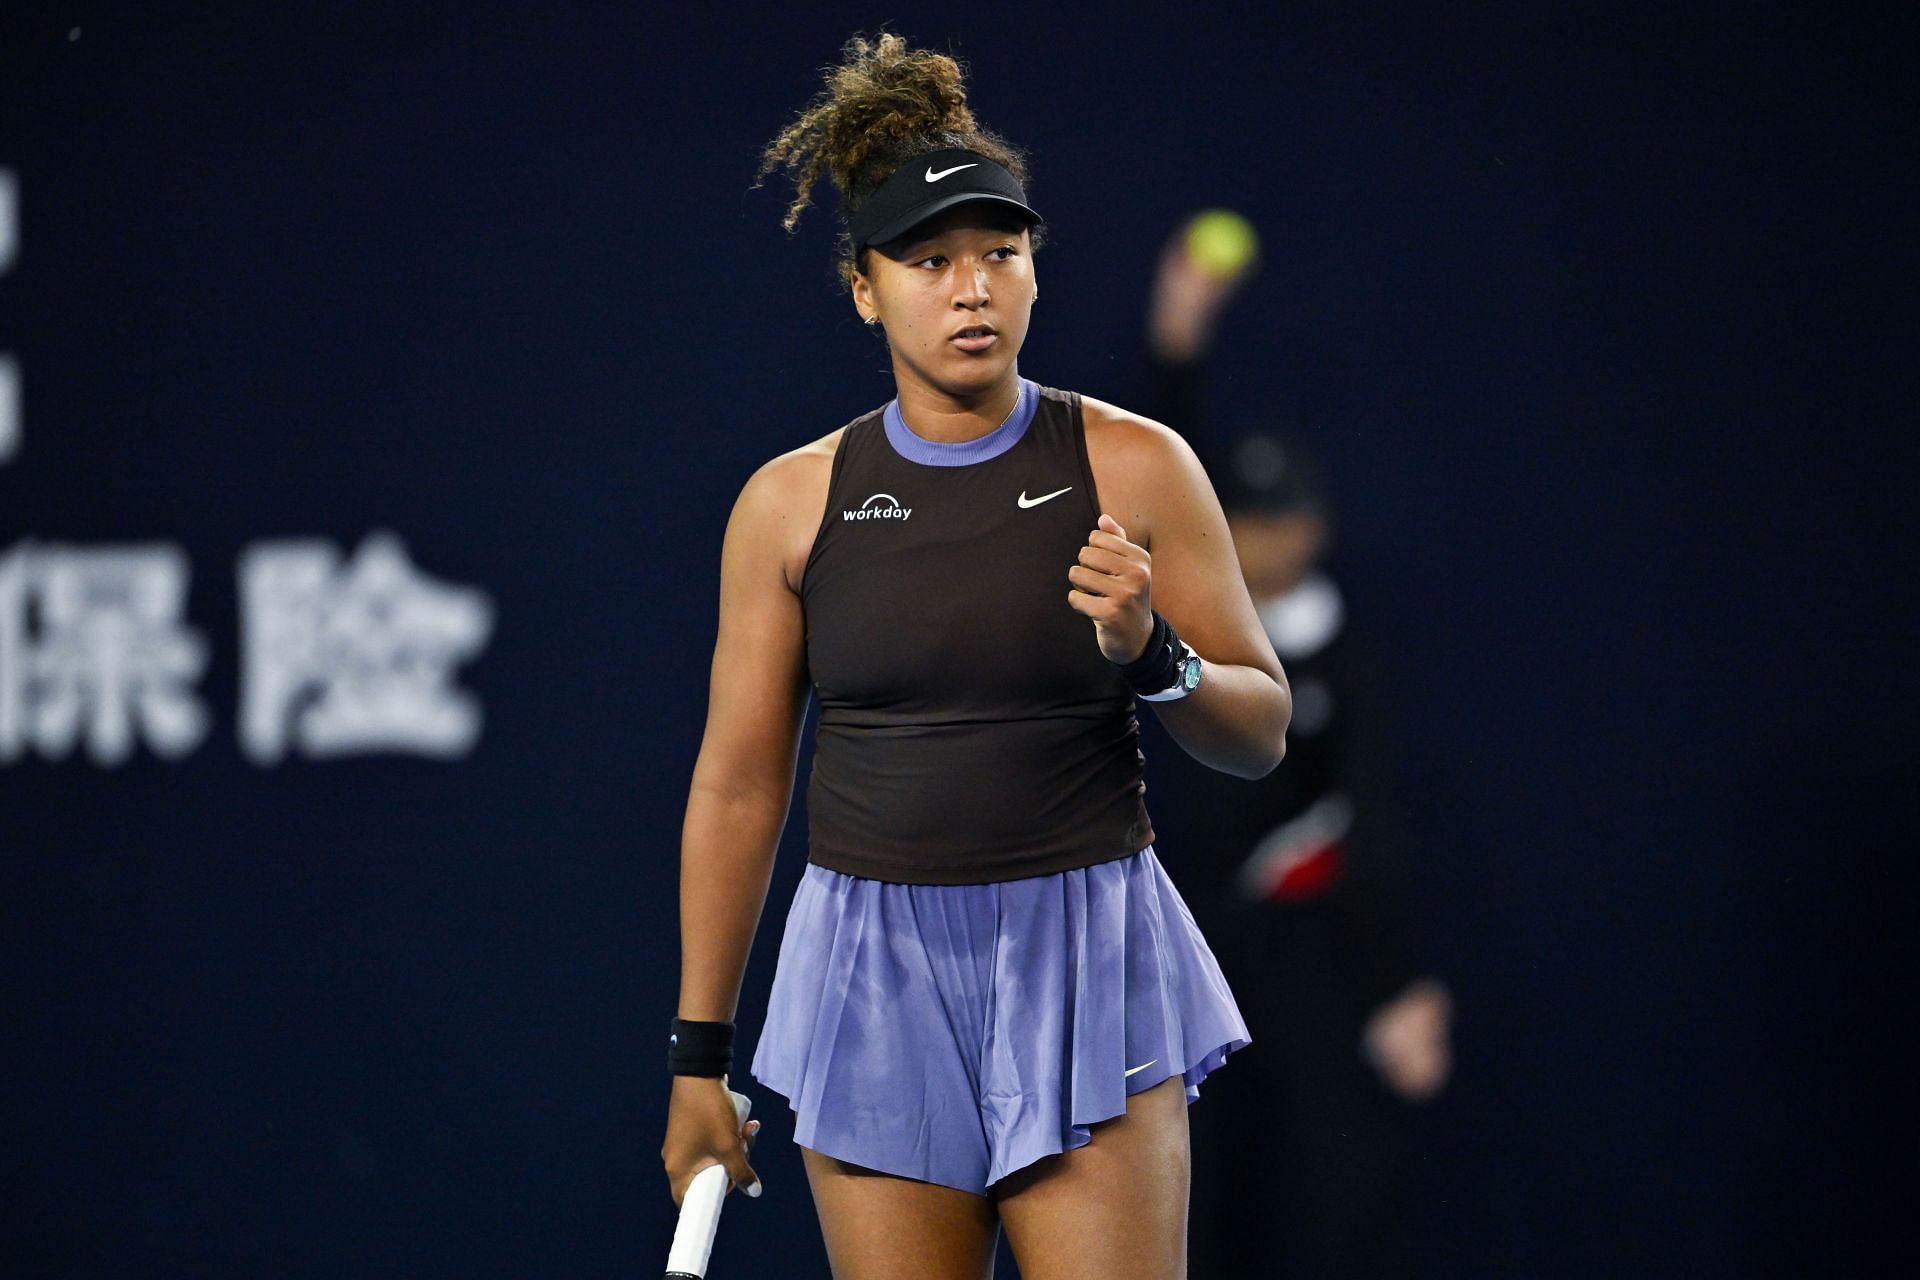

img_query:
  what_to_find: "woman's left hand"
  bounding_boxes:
[1068,513,1156,664]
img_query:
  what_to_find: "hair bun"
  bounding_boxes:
[756,31,1038,284]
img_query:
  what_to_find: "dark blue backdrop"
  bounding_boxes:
[2,3,1908,1276]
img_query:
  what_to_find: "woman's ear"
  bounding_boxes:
[851,270,877,326]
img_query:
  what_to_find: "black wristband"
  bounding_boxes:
[1113,610,1183,697]
[668,1017,734,1078]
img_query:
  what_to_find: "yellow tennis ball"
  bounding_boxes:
[1185,209,1259,279]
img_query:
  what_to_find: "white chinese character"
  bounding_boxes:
[0,167,16,275]
[0,541,210,765]
[0,354,18,464]
[239,531,493,764]
[1,168,16,465]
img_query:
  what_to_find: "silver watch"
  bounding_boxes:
[1139,641,1203,702]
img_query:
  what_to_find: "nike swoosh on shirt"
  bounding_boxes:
[925,162,980,182]
[1017,486,1073,508]
[1124,1060,1158,1078]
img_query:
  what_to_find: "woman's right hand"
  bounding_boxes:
[662,1074,764,1207]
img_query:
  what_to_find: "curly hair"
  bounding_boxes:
[755,31,1042,286]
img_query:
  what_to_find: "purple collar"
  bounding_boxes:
[883,378,1037,466]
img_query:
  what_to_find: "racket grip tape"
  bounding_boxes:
[663,1086,754,1279]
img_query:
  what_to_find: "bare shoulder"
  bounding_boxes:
[743,425,842,501]
[733,425,845,593]
[1077,392,1188,459]
[1076,393,1205,550]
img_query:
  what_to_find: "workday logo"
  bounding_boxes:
[844,493,913,522]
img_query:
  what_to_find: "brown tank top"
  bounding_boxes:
[800,378,1156,884]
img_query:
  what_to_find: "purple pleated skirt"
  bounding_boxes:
[747,844,1252,1196]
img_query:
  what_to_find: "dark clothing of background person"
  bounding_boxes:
[1137,348,1424,1280]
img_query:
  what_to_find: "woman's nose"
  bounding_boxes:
[954,267,990,308]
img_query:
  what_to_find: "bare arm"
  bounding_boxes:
[1075,410,1290,779]
[676,456,813,1023]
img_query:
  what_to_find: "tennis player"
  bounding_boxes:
[661,32,1292,1279]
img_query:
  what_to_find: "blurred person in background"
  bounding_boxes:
[1139,217,1453,1280]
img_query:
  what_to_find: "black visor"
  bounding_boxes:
[847,148,1043,254]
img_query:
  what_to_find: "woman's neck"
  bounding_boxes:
[892,367,1024,443]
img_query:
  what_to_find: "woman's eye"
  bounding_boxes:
[990,246,1016,260]
[917,255,946,269]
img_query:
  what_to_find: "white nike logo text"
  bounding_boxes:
[1124,1060,1157,1078]
[925,162,980,182]
[1017,486,1073,508]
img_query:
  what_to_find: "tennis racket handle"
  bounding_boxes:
[665,1087,753,1279]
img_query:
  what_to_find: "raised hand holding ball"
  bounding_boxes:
[1184,208,1260,281]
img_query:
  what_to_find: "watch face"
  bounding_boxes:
[1182,656,1203,690]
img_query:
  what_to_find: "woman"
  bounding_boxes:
[661,33,1291,1280]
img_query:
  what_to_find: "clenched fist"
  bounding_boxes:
[1067,513,1155,664]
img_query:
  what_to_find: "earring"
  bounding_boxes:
[864,315,879,326]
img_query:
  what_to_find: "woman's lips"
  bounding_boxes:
[950,330,997,352]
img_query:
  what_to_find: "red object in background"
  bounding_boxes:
[1237,793,1353,904]
[1266,839,1344,901]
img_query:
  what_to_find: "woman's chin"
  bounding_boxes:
[937,347,1016,388]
